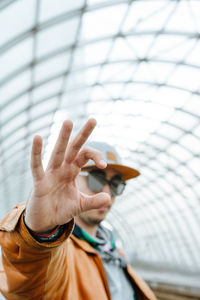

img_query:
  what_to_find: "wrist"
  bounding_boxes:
[23,213,65,243]
[24,209,56,233]
[29,225,61,237]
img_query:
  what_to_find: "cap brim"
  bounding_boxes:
[82,163,140,181]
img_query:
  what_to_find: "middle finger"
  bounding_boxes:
[64,118,97,164]
[47,120,73,169]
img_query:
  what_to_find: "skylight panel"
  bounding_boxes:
[182,94,200,115]
[134,2,177,32]
[192,182,200,199]
[186,40,200,65]
[89,85,112,101]
[188,157,200,176]
[176,165,197,184]
[99,84,124,100]
[168,144,192,161]
[169,110,198,130]
[149,35,193,60]
[1,127,27,151]
[152,87,189,108]
[140,167,157,179]
[39,0,84,23]
[179,134,200,155]
[165,0,198,33]
[87,0,116,5]
[83,66,101,85]
[143,62,175,84]
[73,40,111,67]
[156,178,174,194]
[125,36,155,59]
[167,65,200,91]
[30,98,57,119]
[99,62,133,82]
[29,113,53,133]
[146,159,165,173]
[133,62,159,83]
[60,89,88,108]
[0,70,31,106]
[150,135,170,149]
[37,17,79,58]
[0,37,33,82]
[122,0,168,33]
[1,95,29,124]
[157,151,179,168]
[194,126,200,137]
[0,0,35,46]
[157,123,183,140]
[1,112,28,139]
[32,78,62,103]
[2,139,26,162]
[109,37,135,61]
[81,4,127,41]
[34,52,70,84]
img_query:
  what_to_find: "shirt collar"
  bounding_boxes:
[72,223,115,251]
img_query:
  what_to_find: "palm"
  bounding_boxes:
[35,164,81,225]
[25,119,110,232]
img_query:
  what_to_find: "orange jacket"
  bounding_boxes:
[0,203,157,300]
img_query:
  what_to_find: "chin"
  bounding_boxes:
[91,211,108,224]
[80,207,110,226]
[88,213,106,225]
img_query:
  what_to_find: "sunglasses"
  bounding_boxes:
[80,169,126,196]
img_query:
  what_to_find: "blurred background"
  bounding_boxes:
[0,0,200,299]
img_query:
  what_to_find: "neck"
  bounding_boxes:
[75,216,98,237]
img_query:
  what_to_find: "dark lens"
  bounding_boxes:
[87,170,106,192]
[110,176,126,196]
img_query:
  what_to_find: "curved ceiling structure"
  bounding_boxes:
[0,0,200,293]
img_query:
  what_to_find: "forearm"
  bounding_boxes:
[0,205,74,299]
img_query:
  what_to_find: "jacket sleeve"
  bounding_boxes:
[0,202,74,299]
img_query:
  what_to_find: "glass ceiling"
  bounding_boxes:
[0,0,200,291]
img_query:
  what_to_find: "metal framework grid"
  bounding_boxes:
[0,0,200,292]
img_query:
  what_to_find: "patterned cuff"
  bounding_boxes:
[23,214,65,243]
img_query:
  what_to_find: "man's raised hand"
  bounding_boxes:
[25,119,110,232]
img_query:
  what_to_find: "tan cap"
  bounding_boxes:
[82,141,140,181]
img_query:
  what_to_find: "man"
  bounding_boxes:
[0,119,157,300]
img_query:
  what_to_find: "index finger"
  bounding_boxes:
[64,118,97,164]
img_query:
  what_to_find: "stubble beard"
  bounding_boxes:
[79,212,105,227]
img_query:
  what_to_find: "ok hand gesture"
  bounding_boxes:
[25,119,110,232]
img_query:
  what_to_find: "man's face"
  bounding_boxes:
[76,168,121,226]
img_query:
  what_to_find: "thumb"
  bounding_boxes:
[80,192,111,212]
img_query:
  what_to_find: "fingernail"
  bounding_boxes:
[100,160,107,167]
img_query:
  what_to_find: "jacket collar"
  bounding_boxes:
[70,234,98,254]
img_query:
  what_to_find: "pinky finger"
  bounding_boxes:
[31,135,45,181]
